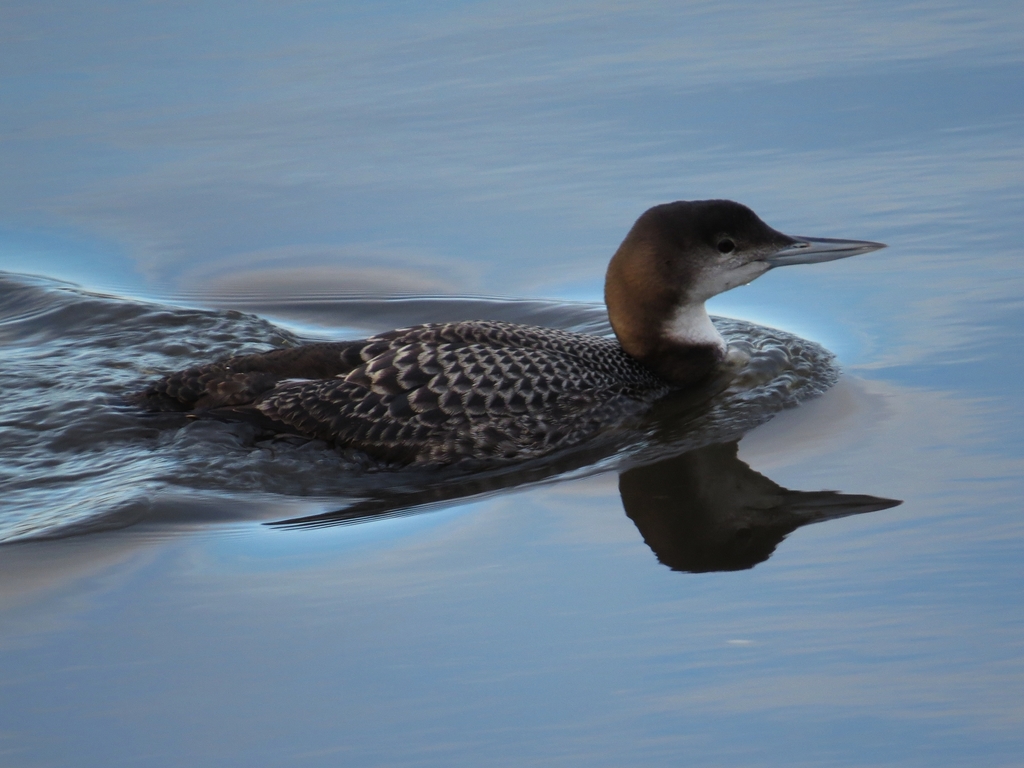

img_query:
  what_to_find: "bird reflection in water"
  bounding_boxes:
[272,437,899,574]
[619,442,899,573]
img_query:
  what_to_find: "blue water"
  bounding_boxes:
[1,1,1023,766]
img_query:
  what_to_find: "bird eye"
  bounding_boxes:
[717,238,735,254]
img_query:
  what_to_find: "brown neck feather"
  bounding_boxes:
[604,221,724,387]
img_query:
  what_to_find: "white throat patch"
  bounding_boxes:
[662,304,726,352]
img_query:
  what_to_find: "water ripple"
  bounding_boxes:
[0,272,837,542]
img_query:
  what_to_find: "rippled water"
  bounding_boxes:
[0,271,843,542]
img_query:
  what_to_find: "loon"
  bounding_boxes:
[137,200,884,465]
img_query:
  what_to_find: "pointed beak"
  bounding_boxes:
[765,236,887,268]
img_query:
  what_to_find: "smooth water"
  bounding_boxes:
[2,2,1024,766]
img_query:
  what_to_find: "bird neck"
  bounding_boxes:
[604,219,729,386]
[605,268,725,387]
[662,302,726,351]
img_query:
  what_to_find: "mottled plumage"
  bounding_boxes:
[137,321,671,465]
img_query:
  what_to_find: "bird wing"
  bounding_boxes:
[134,341,370,411]
[135,320,643,413]
[252,337,664,464]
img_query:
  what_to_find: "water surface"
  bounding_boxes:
[1,1,1023,766]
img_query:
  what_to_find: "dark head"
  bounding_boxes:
[604,199,885,385]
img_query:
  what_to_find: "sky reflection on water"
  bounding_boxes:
[1,0,1024,765]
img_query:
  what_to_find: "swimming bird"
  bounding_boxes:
[136,200,884,465]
